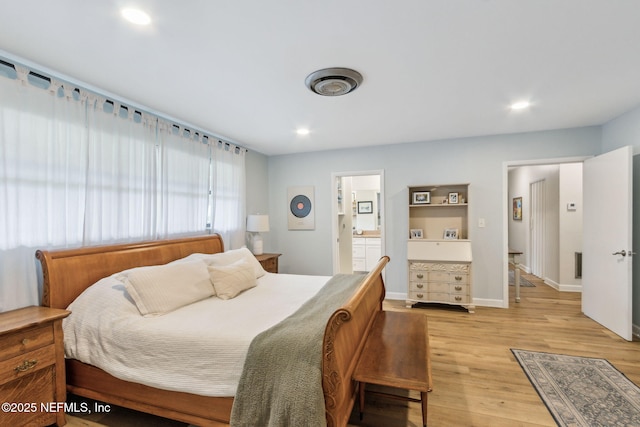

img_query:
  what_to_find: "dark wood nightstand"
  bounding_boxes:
[255,253,281,273]
[0,306,70,426]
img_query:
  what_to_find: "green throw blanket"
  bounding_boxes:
[230,273,367,427]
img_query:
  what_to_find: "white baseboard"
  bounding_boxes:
[543,277,582,293]
[559,284,582,292]
[519,265,531,274]
[543,277,559,290]
[385,292,407,301]
[473,298,505,308]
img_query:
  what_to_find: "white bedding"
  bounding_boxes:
[63,271,330,397]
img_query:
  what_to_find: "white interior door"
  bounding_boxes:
[583,146,633,341]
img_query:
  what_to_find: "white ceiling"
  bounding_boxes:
[1,0,639,156]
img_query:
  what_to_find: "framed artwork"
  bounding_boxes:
[357,201,373,214]
[513,197,522,220]
[443,228,459,239]
[448,192,459,204]
[287,186,315,230]
[410,229,423,239]
[412,191,430,204]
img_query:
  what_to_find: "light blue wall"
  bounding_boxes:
[266,126,602,305]
[245,150,270,249]
[602,105,640,153]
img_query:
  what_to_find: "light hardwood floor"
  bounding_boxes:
[66,272,640,427]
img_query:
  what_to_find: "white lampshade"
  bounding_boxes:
[247,215,269,255]
[247,215,270,232]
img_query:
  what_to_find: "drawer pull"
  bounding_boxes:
[416,293,424,299]
[14,359,38,373]
[417,283,424,289]
[21,338,30,346]
[455,296,462,301]
[455,276,462,281]
[455,286,462,291]
[417,273,424,279]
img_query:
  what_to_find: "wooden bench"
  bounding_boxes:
[353,310,432,427]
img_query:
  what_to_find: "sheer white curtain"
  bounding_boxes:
[0,62,247,313]
[83,96,158,243]
[0,71,87,311]
[211,142,246,249]
[157,121,212,237]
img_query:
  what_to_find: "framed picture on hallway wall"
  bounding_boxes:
[513,197,523,220]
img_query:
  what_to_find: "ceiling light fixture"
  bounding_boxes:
[121,8,152,25]
[510,101,531,110]
[305,68,363,96]
[296,128,310,136]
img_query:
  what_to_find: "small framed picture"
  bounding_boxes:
[448,192,459,204]
[410,229,423,239]
[443,228,459,240]
[412,191,430,204]
[357,201,373,214]
[513,197,522,220]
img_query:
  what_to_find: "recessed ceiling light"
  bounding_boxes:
[510,101,531,110]
[296,128,310,136]
[121,8,152,25]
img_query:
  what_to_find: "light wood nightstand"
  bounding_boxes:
[255,253,281,273]
[0,306,70,426]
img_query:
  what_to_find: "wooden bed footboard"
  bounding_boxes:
[323,255,389,427]
[36,235,389,427]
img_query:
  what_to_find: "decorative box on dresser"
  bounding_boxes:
[255,253,281,273]
[407,184,474,313]
[0,306,71,426]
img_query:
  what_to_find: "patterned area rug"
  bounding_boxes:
[509,269,535,287]
[512,349,640,427]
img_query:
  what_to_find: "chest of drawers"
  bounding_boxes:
[0,306,70,426]
[406,239,474,312]
[409,260,471,302]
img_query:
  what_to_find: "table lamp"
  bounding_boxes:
[247,214,269,255]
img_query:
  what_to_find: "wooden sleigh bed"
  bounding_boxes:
[36,234,389,426]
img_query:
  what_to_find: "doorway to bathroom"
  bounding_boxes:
[331,170,385,276]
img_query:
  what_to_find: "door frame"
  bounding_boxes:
[529,179,546,278]
[331,169,385,276]
[502,156,589,307]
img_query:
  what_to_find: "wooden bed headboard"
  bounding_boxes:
[36,234,224,310]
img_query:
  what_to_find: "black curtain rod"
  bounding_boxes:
[0,57,248,153]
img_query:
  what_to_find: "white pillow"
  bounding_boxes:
[123,260,214,317]
[208,259,257,300]
[206,247,267,279]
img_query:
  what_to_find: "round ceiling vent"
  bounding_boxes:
[305,68,363,96]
